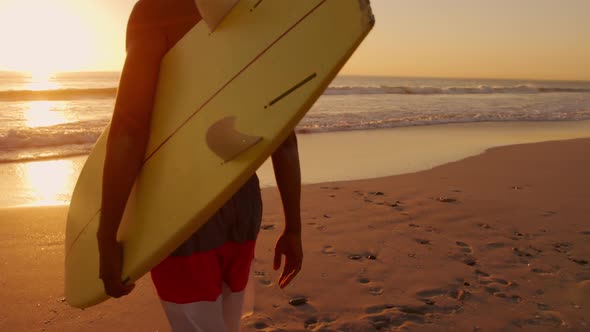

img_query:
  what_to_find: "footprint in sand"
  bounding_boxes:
[357,277,370,284]
[246,319,270,330]
[448,289,471,302]
[485,242,505,249]
[303,316,335,330]
[321,245,336,256]
[475,269,490,277]
[415,238,431,245]
[490,277,510,286]
[415,286,470,303]
[462,256,477,266]
[389,200,403,208]
[420,298,436,305]
[360,192,391,206]
[531,267,557,275]
[415,288,449,298]
[315,224,327,231]
[476,271,522,303]
[253,270,273,286]
[537,302,552,311]
[553,242,573,253]
[456,241,473,253]
[363,305,428,330]
[513,312,565,328]
[448,241,478,266]
[369,286,384,296]
[304,317,318,330]
[529,245,543,254]
[424,225,441,233]
[437,197,459,203]
[363,300,462,330]
[476,223,493,230]
[512,247,535,258]
[368,312,426,331]
[364,304,395,314]
[493,292,523,303]
[569,258,589,266]
[474,269,521,303]
[320,186,340,190]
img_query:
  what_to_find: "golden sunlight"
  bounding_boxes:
[24,101,69,128]
[30,71,55,84]
[0,0,98,73]
[24,159,76,206]
[26,73,61,91]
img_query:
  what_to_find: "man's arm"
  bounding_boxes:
[97,10,168,298]
[271,132,303,289]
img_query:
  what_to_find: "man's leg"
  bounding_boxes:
[160,298,227,332]
[220,241,256,332]
[221,283,246,332]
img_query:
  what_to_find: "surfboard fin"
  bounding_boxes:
[206,117,263,163]
[194,0,240,32]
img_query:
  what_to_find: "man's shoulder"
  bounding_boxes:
[126,0,199,51]
[130,0,197,25]
[129,0,167,24]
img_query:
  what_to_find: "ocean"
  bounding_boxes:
[1,71,590,165]
[1,71,590,207]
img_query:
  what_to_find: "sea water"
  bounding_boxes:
[0,72,589,206]
[1,72,589,164]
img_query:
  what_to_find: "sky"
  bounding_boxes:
[0,0,588,80]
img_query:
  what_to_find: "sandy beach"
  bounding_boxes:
[1,0,589,330]
[1,137,589,331]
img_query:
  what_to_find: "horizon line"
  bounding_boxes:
[0,69,589,83]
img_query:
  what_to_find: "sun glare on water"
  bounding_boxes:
[26,71,60,91]
[24,159,76,206]
[24,101,69,128]
[22,72,71,128]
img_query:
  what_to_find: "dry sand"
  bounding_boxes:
[1,138,589,331]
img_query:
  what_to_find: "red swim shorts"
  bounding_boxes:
[150,241,256,304]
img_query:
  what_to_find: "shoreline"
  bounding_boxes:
[1,138,589,330]
[1,120,590,208]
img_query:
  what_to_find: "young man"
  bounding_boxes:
[96,0,303,331]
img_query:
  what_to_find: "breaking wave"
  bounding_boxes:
[0,88,117,101]
[0,121,105,153]
[325,85,590,96]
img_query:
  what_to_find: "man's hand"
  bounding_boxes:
[98,239,135,298]
[273,231,303,289]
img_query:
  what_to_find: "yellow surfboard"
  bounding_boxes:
[65,0,374,308]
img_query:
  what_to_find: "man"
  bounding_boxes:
[96,0,303,331]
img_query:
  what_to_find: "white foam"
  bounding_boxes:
[324,84,590,96]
